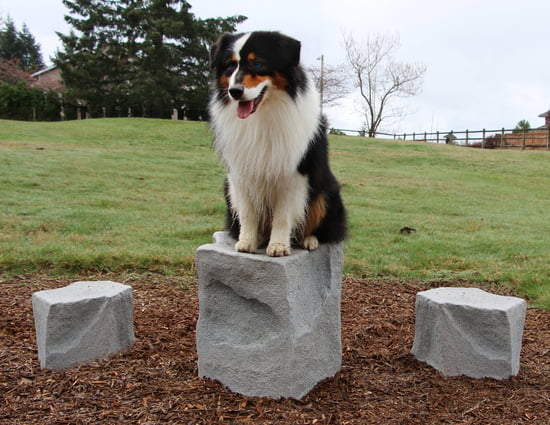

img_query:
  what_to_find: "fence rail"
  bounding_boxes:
[333,127,550,150]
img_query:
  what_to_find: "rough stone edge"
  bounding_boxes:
[411,287,527,379]
[32,281,136,370]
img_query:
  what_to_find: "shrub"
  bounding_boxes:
[0,82,61,121]
[329,128,346,136]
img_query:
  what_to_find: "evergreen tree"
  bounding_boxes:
[56,0,245,119]
[0,17,44,72]
[18,24,46,72]
[513,119,531,133]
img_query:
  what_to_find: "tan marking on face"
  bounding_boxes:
[241,74,271,89]
[271,72,289,90]
[218,74,230,89]
[219,55,238,88]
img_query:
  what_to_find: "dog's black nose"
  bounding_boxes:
[229,85,244,100]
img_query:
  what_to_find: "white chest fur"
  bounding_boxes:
[210,79,320,182]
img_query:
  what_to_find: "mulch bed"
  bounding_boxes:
[1,274,549,424]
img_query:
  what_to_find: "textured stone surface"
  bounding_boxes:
[32,281,135,370]
[411,287,527,379]
[196,232,344,399]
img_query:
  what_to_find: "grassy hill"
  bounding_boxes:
[1,118,548,308]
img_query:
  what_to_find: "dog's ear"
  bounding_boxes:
[272,33,301,68]
[210,34,226,69]
[210,33,239,70]
[285,37,301,68]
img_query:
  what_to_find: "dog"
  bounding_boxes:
[209,31,346,257]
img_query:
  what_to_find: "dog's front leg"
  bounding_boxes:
[228,178,260,254]
[235,208,259,253]
[266,211,292,257]
[266,176,308,257]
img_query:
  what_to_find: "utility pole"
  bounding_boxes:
[318,54,324,113]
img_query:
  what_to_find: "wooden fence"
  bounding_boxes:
[335,127,550,150]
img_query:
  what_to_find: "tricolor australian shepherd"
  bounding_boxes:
[209,31,346,257]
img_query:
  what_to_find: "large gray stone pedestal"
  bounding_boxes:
[195,232,344,399]
[411,287,527,379]
[32,281,135,370]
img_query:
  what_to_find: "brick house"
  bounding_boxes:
[537,110,550,128]
[30,65,65,92]
[30,66,93,119]
[501,110,550,149]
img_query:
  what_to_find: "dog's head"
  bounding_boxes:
[210,31,303,119]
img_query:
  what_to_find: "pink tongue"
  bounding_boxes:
[237,101,254,119]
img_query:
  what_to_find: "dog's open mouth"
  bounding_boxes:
[237,87,267,119]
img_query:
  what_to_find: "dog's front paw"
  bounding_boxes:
[266,242,291,257]
[301,235,319,251]
[235,239,257,253]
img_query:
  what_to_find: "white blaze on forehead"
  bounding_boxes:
[232,32,251,61]
[229,33,251,87]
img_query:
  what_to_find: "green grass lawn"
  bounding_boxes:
[1,118,549,308]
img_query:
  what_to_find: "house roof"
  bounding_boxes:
[538,110,550,118]
[31,65,57,77]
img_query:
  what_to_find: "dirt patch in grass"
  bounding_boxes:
[1,275,548,424]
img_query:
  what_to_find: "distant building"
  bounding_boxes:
[500,110,550,149]
[537,110,550,128]
[30,66,65,92]
[30,66,87,119]
[483,110,550,149]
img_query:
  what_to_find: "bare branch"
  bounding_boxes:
[307,62,350,108]
[343,31,426,137]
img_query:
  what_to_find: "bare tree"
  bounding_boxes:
[343,32,426,137]
[307,55,349,111]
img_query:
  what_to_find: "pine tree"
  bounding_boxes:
[18,24,44,71]
[56,0,245,119]
[0,17,44,73]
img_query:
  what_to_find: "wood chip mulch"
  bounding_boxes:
[1,274,549,425]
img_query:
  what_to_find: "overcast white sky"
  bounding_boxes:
[2,0,550,133]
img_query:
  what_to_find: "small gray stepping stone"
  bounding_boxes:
[32,281,135,370]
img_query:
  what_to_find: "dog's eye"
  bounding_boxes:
[226,61,237,72]
[251,60,265,70]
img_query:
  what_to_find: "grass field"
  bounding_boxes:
[1,118,549,308]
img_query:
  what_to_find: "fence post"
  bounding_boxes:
[482,129,486,149]
[403,133,406,140]
[424,132,427,142]
[522,128,526,150]
[466,129,469,146]
[413,132,416,141]
[501,128,505,148]
[547,128,550,150]
[437,131,440,144]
